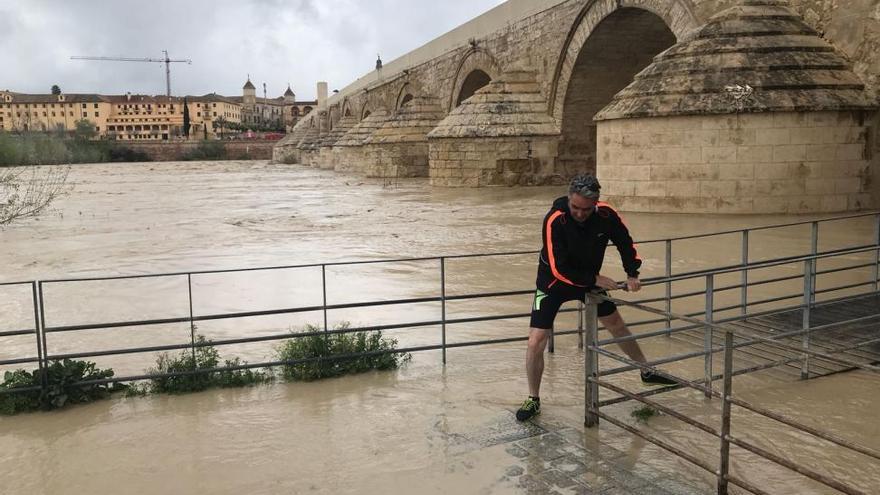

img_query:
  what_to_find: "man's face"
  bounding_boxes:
[568,193,596,223]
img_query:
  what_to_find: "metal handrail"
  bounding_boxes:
[582,249,880,495]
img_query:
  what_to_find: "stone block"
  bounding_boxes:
[821,195,848,212]
[836,144,865,161]
[835,178,862,194]
[773,112,808,128]
[602,179,636,197]
[621,133,650,147]
[755,128,791,146]
[650,163,718,180]
[833,126,866,144]
[650,132,684,147]
[848,193,875,210]
[681,130,719,147]
[665,180,701,197]
[736,145,773,163]
[789,126,833,145]
[665,146,704,164]
[635,149,667,164]
[701,115,739,130]
[606,149,635,165]
[718,128,757,146]
[699,180,738,198]
[804,144,837,162]
[736,113,777,129]
[756,179,806,196]
[702,146,737,163]
[634,180,667,197]
[772,144,806,162]
[719,162,755,180]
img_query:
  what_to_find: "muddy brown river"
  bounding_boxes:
[1,160,878,494]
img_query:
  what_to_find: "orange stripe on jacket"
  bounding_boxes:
[597,201,642,262]
[545,210,583,287]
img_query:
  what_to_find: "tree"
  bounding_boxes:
[1,163,70,226]
[51,85,61,95]
[73,119,97,141]
[182,98,191,139]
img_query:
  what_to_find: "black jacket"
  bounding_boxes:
[537,196,641,289]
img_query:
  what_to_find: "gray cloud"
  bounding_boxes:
[1,0,505,100]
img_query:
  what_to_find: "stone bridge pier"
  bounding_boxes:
[274,0,879,213]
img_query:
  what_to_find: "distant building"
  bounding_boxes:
[0,91,111,134]
[229,77,315,130]
[0,80,317,139]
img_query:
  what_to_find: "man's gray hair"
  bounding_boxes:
[569,173,601,199]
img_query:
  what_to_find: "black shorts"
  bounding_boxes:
[529,284,617,330]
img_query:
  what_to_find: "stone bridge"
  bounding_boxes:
[274,0,880,214]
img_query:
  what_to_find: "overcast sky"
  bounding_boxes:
[1,0,506,100]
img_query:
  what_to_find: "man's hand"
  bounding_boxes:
[626,276,641,293]
[594,274,618,290]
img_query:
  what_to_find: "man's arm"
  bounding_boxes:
[607,208,642,281]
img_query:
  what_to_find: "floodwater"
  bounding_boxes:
[1,160,878,494]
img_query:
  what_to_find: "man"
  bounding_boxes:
[516,173,674,422]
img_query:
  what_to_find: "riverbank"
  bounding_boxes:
[0,133,274,165]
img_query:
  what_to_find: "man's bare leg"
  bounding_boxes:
[599,310,647,363]
[526,327,551,397]
[599,310,676,385]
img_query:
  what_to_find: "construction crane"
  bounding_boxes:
[70,50,192,97]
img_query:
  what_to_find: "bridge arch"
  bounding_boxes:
[396,82,416,111]
[449,48,501,111]
[550,0,697,173]
[550,0,698,120]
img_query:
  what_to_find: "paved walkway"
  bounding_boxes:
[435,410,712,494]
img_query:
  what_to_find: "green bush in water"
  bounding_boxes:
[276,322,411,381]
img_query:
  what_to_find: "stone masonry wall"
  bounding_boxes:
[363,142,430,178]
[126,140,274,161]
[597,111,876,213]
[429,137,560,187]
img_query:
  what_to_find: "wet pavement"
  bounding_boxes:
[427,413,708,495]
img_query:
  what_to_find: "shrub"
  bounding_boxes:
[108,146,150,162]
[631,405,659,423]
[0,359,116,415]
[276,322,411,381]
[139,335,270,394]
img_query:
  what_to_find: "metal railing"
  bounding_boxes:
[582,243,880,495]
[1,212,879,394]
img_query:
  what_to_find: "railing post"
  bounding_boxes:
[810,221,818,307]
[741,230,749,316]
[665,239,673,336]
[31,281,47,392]
[321,264,328,332]
[704,274,714,398]
[584,294,599,427]
[801,260,812,380]
[37,281,49,388]
[440,257,447,365]
[873,213,880,292]
[717,330,735,495]
[577,301,584,350]
[188,274,197,364]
